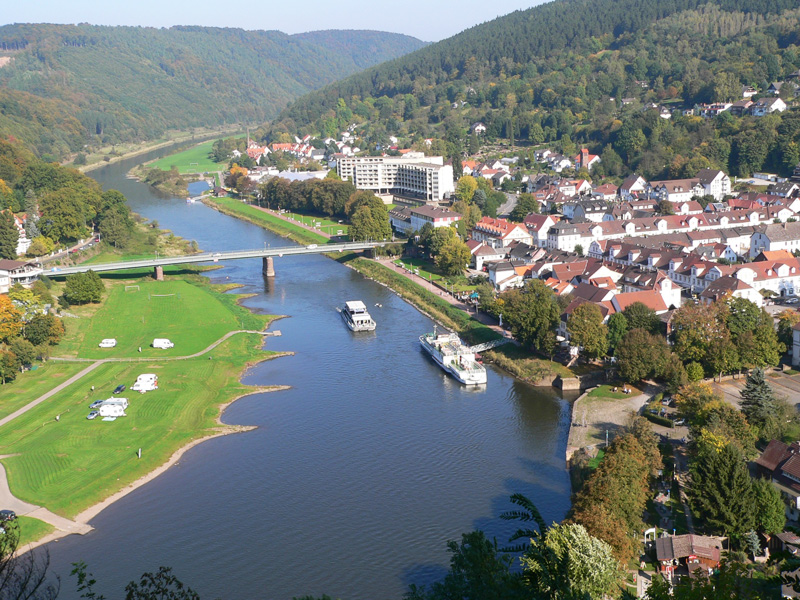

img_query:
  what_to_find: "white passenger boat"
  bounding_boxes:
[340,300,376,332]
[419,326,487,386]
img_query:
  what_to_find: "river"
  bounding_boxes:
[45,146,575,600]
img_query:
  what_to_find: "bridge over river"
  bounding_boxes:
[45,241,385,279]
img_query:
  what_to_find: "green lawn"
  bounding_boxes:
[284,212,349,236]
[146,139,231,174]
[17,516,54,547]
[587,384,641,400]
[58,279,249,359]
[0,362,87,421]
[209,198,329,246]
[0,334,276,518]
[394,257,445,282]
[587,449,605,469]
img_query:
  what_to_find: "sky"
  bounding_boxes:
[0,0,548,42]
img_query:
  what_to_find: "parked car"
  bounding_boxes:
[87,411,99,420]
[0,510,16,522]
[89,400,104,409]
[113,384,125,394]
[674,418,686,426]
[787,297,800,305]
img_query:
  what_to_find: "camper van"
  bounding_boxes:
[152,339,174,349]
[98,404,126,418]
[132,374,158,393]
[103,397,129,410]
[98,339,117,348]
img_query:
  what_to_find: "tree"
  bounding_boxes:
[671,300,727,367]
[125,567,199,600]
[406,531,525,600]
[429,226,457,257]
[349,203,391,242]
[615,328,667,382]
[500,493,548,553]
[436,238,471,276]
[606,312,628,354]
[567,303,608,359]
[686,362,704,382]
[0,295,23,342]
[9,337,36,368]
[454,175,478,203]
[777,309,800,349]
[622,301,660,334]
[24,314,64,346]
[520,523,619,600]
[509,193,539,221]
[501,280,560,353]
[753,478,786,535]
[740,367,789,440]
[688,441,755,542]
[63,271,105,305]
[0,211,18,260]
[0,350,19,384]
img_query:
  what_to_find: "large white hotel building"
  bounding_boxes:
[337,153,455,201]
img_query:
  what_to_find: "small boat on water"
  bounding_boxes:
[340,300,377,332]
[419,326,487,386]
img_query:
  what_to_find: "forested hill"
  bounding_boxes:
[0,24,424,159]
[265,0,800,148]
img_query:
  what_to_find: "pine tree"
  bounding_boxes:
[0,211,19,260]
[689,442,755,542]
[740,368,782,439]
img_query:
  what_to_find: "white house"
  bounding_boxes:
[409,206,461,232]
[471,217,533,248]
[697,169,732,202]
[752,97,787,117]
[0,259,42,294]
[750,222,800,258]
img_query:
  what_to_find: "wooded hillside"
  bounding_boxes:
[0,24,425,158]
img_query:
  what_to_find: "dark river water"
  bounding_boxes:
[44,147,575,600]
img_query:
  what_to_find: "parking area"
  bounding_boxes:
[713,370,800,410]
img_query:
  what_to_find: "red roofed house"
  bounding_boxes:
[610,290,670,314]
[572,148,601,171]
[655,534,723,579]
[471,217,533,249]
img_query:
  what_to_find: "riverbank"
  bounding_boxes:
[78,127,240,174]
[3,270,286,548]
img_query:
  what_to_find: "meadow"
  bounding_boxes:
[61,278,253,359]
[146,139,231,174]
[0,273,277,519]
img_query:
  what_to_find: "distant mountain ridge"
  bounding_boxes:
[0,23,425,158]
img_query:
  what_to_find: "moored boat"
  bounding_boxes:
[419,326,487,385]
[340,300,376,332]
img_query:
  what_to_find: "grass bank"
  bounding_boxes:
[0,273,280,520]
[482,344,573,384]
[337,256,499,346]
[17,517,54,547]
[0,362,87,421]
[206,197,329,246]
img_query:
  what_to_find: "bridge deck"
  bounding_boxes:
[45,242,385,276]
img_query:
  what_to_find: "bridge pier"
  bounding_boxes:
[262,256,275,277]
[154,266,164,281]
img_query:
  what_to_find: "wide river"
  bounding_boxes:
[45,147,575,600]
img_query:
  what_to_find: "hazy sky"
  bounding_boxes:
[1,0,548,42]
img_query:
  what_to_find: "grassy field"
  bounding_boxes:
[0,334,277,518]
[483,344,574,382]
[17,516,55,547]
[146,139,231,174]
[56,279,250,359]
[0,362,87,421]
[394,257,444,282]
[208,198,329,246]
[284,212,349,236]
[0,274,276,519]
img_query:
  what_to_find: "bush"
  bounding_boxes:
[644,412,674,428]
[686,362,705,382]
[63,270,105,305]
[653,392,663,403]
